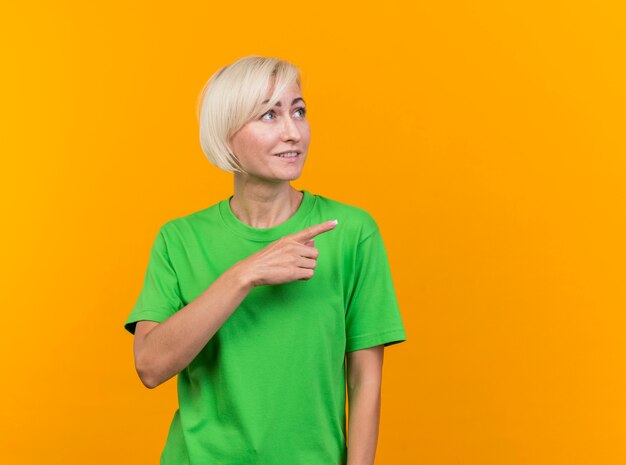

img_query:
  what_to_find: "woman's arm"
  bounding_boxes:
[346,345,384,465]
[133,220,337,389]
[134,262,253,389]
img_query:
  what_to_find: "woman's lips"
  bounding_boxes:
[274,151,301,162]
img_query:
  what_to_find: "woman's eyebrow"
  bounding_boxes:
[262,97,306,107]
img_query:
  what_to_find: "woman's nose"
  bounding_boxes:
[280,117,301,142]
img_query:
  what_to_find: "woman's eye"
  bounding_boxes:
[261,107,306,120]
[261,110,275,120]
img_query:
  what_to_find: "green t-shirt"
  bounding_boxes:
[124,189,407,465]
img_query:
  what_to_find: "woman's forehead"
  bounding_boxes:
[263,80,303,103]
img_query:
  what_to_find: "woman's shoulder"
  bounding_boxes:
[311,192,380,241]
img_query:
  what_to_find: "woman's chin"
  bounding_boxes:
[270,164,305,181]
[277,170,304,182]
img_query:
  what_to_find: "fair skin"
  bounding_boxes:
[228,80,310,228]
[132,79,383,465]
[347,345,385,465]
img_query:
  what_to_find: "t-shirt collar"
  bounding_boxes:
[218,189,316,242]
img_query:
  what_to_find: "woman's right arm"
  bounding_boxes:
[134,262,253,389]
[132,219,338,389]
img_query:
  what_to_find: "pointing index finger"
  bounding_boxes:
[291,219,338,243]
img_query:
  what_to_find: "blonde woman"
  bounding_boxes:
[124,56,407,465]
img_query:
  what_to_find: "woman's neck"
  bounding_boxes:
[229,180,303,229]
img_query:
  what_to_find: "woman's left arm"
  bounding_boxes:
[346,345,384,465]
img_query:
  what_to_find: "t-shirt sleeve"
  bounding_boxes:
[345,223,407,352]
[124,225,185,335]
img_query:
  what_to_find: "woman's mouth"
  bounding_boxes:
[274,151,301,161]
[275,151,300,158]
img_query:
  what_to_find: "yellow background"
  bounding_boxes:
[2,1,625,464]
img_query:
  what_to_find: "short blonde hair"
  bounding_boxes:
[197,56,302,174]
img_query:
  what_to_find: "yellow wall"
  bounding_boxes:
[2,1,625,463]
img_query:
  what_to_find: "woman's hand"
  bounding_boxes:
[238,220,338,287]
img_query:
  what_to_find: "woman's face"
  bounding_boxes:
[229,80,310,182]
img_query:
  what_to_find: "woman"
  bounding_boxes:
[124,56,406,465]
